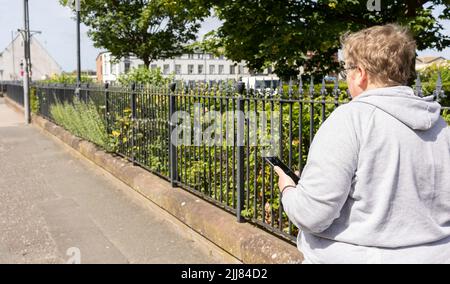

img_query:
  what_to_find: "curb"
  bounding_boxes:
[4,96,304,264]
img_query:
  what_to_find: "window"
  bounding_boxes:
[230,65,236,75]
[150,64,157,70]
[218,65,224,75]
[103,61,108,75]
[198,54,203,59]
[238,65,243,74]
[209,54,214,59]
[198,65,203,74]
[219,55,225,60]
[175,64,181,75]
[209,65,215,75]
[163,64,170,74]
[188,54,194,59]
[188,64,194,74]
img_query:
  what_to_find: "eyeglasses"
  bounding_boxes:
[339,65,358,80]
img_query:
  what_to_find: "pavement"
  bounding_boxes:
[0,97,225,264]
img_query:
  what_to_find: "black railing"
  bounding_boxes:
[1,81,24,105]
[1,75,448,243]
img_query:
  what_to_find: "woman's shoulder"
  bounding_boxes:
[329,101,377,124]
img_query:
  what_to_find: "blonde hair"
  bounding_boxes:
[341,24,416,86]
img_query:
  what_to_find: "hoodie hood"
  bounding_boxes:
[352,86,442,130]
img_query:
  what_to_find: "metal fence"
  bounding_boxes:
[1,75,448,243]
[1,81,25,105]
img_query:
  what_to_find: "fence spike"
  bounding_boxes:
[415,73,423,97]
[288,77,293,98]
[320,78,326,97]
[434,71,445,101]
[298,75,304,97]
[309,76,314,98]
[333,77,339,99]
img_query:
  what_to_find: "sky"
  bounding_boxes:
[0,0,449,72]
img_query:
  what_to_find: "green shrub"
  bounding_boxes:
[30,87,39,114]
[42,73,93,84]
[117,66,173,86]
[50,97,110,149]
[417,61,450,106]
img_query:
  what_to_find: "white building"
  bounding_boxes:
[0,35,62,81]
[416,56,448,71]
[96,51,279,87]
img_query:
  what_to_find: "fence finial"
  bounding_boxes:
[333,77,339,99]
[415,73,422,97]
[278,79,283,96]
[309,76,314,98]
[236,81,245,95]
[298,75,303,97]
[288,77,293,98]
[169,82,176,92]
[320,78,326,97]
[434,71,445,102]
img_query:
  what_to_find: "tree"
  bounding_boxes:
[60,0,210,67]
[203,0,450,79]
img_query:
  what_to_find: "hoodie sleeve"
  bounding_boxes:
[282,104,360,234]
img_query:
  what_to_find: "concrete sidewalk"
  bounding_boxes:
[0,97,227,264]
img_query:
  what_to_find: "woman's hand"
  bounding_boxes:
[274,166,299,194]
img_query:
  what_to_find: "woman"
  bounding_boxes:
[275,24,450,264]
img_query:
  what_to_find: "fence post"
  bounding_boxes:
[236,81,245,223]
[169,82,178,187]
[104,82,110,134]
[85,83,90,103]
[130,82,137,165]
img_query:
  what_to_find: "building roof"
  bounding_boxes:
[416,56,446,64]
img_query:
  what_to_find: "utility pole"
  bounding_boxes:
[22,0,31,124]
[75,0,81,96]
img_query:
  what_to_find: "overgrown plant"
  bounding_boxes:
[50,97,110,150]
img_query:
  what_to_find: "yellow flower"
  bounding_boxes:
[112,130,120,137]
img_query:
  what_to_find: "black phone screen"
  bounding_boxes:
[264,156,300,184]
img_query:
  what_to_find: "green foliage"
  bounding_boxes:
[188,30,225,57]
[59,0,210,67]
[117,66,173,86]
[417,61,450,106]
[30,87,39,114]
[50,97,110,149]
[442,109,450,124]
[201,0,450,78]
[41,73,93,84]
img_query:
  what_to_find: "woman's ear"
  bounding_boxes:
[356,66,369,90]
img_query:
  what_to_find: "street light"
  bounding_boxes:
[17,29,42,77]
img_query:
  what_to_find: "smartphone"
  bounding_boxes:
[264,156,300,184]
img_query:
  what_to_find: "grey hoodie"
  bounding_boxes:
[282,86,450,264]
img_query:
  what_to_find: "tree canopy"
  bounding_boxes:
[61,0,450,78]
[203,0,450,79]
[60,0,209,67]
